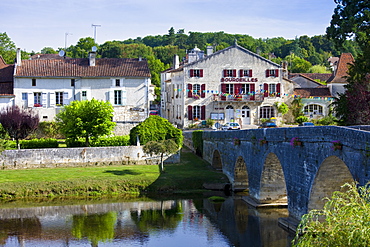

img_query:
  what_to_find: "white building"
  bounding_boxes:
[13,49,152,134]
[161,43,294,128]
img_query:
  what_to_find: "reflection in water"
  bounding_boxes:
[0,197,292,246]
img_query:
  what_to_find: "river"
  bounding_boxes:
[0,194,294,247]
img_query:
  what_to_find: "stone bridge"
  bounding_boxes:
[197,126,370,221]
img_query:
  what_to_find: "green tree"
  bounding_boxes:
[55,99,116,147]
[41,47,57,54]
[68,37,97,58]
[0,106,39,149]
[307,65,331,73]
[327,0,370,125]
[130,115,183,147]
[286,54,312,73]
[293,183,370,246]
[0,32,16,64]
[143,139,179,172]
[291,98,304,119]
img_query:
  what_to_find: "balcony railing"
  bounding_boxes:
[213,94,264,102]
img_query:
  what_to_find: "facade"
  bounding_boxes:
[161,44,294,128]
[13,49,152,134]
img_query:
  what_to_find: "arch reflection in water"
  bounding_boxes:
[0,197,292,246]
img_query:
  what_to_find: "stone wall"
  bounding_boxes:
[0,145,180,170]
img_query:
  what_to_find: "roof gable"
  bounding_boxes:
[327,53,354,83]
[15,57,151,78]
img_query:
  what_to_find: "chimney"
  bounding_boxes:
[89,51,96,66]
[16,48,21,66]
[173,54,179,69]
[206,46,213,56]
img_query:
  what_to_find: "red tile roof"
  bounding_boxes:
[289,73,332,82]
[327,53,354,83]
[15,58,151,78]
[294,88,332,98]
[30,54,70,60]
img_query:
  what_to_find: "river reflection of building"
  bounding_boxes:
[0,198,293,246]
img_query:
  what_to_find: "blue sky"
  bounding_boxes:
[1,0,338,52]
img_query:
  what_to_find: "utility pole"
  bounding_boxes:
[91,24,101,43]
[65,32,72,50]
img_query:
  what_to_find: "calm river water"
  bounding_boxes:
[0,195,293,247]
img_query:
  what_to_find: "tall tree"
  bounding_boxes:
[0,32,16,64]
[0,106,39,149]
[67,37,98,58]
[55,99,116,147]
[327,0,370,125]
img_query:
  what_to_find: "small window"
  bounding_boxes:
[269,84,277,93]
[193,84,201,96]
[224,69,236,77]
[34,92,42,107]
[22,93,28,101]
[71,79,75,87]
[116,79,120,87]
[114,90,122,105]
[32,79,36,86]
[56,92,63,106]
[190,69,203,78]
[193,105,201,120]
[82,91,87,100]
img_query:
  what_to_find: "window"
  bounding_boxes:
[269,84,277,93]
[34,92,41,107]
[241,84,250,94]
[266,69,279,77]
[225,84,234,94]
[114,90,122,105]
[32,79,36,86]
[260,106,275,119]
[116,79,120,87]
[71,79,75,87]
[56,92,63,106]
[82,91,87,100]
[190,69,203,77]
[22,93,27,101]
[304,104,323,115]
[193,106,201,120]
[224,69,236,77]
[241,69,252,77]
[193,84,201,96]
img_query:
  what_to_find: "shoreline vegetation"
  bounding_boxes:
[0,147,229,201]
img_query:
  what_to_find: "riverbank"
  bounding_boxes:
[0,147,229,200]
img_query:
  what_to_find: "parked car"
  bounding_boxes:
[259,122,277,128]
[149,110,159,115]
[299,122,315,126]
[222,122,241,130]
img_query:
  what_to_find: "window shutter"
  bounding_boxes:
[239,69,243,77]
[42,93,47,107]
[221,84,226,101]
[201,105,206,120]
[111,79,116,87]
[200,69,203,77]
[188,105,193,120]
[187,84,193,98]
[223,70,227,77]
[250,84,255,100]
[190,69,194,77]
[49,92,55,107]
[276,83,281,97]
[63,92,69,105]
[232,69,236,77]
[266,70,270,77]
[264,83,269,97]
[275,69,279,77]
[249,69,253,77]
[201,84,206,98]
[122,87,127,105]
[28,93,33,107]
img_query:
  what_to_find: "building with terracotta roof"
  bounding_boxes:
[0,56,15,109]
[327,53,354,97]
[161,44,294,128]
[13,49,152,134]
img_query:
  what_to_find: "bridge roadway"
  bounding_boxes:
[198,126,370,223]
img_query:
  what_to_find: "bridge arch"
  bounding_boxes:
[308,155,354,211]
[212,150,223,170]
[259,153,287,204]
[233,156,248,192]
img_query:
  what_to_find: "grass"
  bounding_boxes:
[0,147,228,200]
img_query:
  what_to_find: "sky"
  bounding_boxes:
[1,0,338,52]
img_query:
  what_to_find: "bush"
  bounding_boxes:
[296,116,309,124]
[66,136,130,147]
[19,138,59,149]
[192,130,203,157]
[314,115,337,126]
[36,121,63,138]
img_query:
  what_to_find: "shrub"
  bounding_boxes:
[192,130,203,157]
[296,116,309,124]
[20,138,59,149]
[93,136,130,147]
